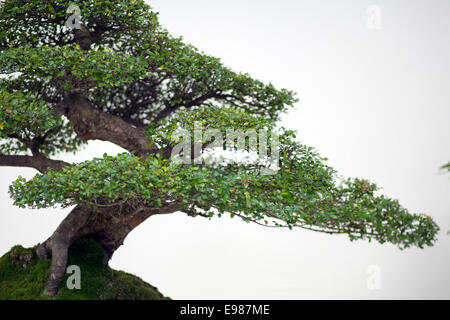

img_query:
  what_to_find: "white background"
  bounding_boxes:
[1,0,449,299]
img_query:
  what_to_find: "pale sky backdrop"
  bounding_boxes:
[1,0,449,299]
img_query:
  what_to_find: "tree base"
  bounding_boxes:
[0,238,168,300]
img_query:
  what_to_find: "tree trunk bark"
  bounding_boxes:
[36,205,96,296]
[37,201,181,297]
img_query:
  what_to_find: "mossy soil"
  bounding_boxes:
[0,238,168,300]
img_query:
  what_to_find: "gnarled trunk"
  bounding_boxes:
[37,201,180,297]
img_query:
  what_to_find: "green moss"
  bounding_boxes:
[0,238,168,300]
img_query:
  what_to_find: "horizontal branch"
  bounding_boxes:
[0,154,69,173]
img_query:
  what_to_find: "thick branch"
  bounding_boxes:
[58,92,158,157]
[0,154,69,173]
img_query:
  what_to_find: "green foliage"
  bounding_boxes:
[146,105,273,150]
[10,127,439,249]
[0,91,59,134]
[0,88,82,156]
[0,238,168,300]
[0,0,440,250]
[0,0,296,157]
[0,46,152,90]
[0,0,296,125]
[0,0,159,49]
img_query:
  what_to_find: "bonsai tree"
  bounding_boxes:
[0,0,439,297]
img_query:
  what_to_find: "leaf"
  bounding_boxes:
[48,4,56,15]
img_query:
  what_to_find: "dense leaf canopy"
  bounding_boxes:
[0,0,439,249]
